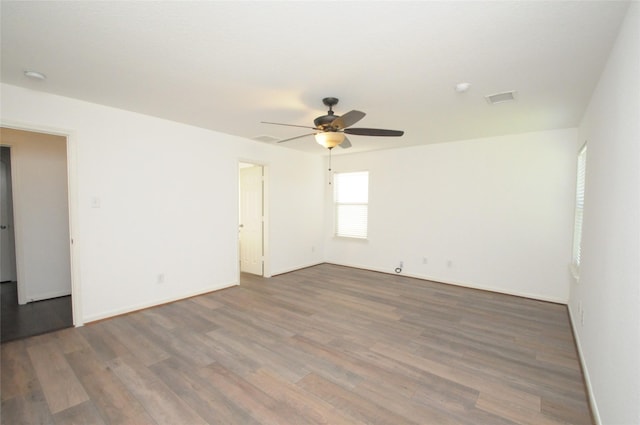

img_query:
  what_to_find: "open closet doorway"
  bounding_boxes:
[0,128,73,343]
[239,162,268,277]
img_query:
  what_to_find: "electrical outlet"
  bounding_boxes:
[447,260,453,268]
[157,273,165,284]
[422,257,428,264]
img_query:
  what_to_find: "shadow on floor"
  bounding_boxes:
[1,281,72,343]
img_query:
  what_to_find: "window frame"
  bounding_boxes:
[333,171,369,240]
[571,143,587,279]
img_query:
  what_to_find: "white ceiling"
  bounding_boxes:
[0,1,630,155]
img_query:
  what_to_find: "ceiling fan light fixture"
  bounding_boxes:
[315,131,345,149]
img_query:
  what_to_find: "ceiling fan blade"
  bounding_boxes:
[344,128,404,137]
[339,137,352,149]
[277,133,316,143]
[331,110,366,129]
[261,121,318,130]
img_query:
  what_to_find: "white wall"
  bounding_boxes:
[1,83,325,323]
[0,128,71,303]
[325,129,577,303]
[570,3,640,424]
[269,158,325,274]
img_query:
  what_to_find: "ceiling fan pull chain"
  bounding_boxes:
[328,147,333,185]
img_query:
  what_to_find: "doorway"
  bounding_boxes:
[239,162,266,276]
[0,128,74,342]
[1,147,17,283]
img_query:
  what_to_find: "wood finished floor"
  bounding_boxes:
[1,264,592,424]
[1,281,73,343]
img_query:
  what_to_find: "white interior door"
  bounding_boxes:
[1,150,17,282]
[239,164,264,275]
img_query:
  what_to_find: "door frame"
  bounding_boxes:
[0,147,17,283]
[1,120,82,326]
[238,160,270,278]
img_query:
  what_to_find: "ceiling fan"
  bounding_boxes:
[261,97,404,150]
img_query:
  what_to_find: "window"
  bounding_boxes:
[334,171,368,239]
[571,144,587,276]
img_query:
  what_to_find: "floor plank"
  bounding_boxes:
[298,372,420,425]
[1,339,38,401]
[66,348,156,425]
[26,340,89,414]
[149,356,261,425]
[246,368,363,425]
[1,389,56,425]
[108,354,208,425]
[53,400,107,425]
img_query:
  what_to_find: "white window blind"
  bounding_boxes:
[334,171,368,239]
[572,144,587,272]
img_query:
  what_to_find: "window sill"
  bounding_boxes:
[569,263,580,282]
[334,235,369,242]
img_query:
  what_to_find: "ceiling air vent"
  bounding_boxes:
[485,91,517,105]
[252,135,280,143]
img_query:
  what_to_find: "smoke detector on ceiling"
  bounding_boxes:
[24,70,46,81]
[485,91,517,105]
[455,82,471,93]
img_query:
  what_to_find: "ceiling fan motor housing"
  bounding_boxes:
[314,114,339,130]
[315,97,340,130]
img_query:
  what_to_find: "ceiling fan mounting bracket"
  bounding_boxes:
[322,97,339,109]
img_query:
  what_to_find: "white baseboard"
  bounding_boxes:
[567,304,601,425]
[326,261,568,304]
[271,261,325,277]
[25,289,71,304]
[82,280,238,324]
